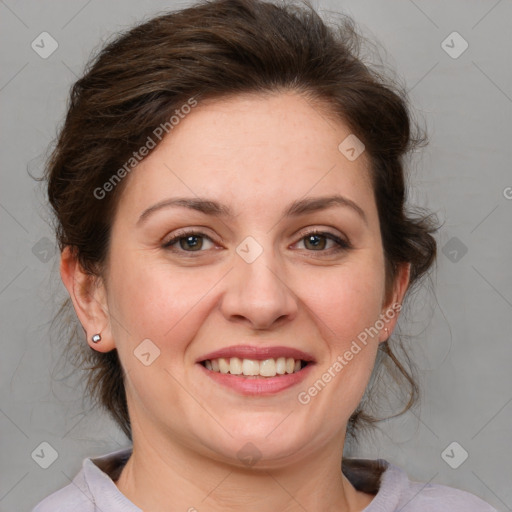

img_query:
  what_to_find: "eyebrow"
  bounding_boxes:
[137,194,368,226]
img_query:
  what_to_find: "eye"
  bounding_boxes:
[295,230,351,253]
[162,228,351,256]
[162,230,216,253]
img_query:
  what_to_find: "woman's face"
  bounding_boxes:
[97,92,406,466]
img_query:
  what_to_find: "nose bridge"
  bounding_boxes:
[220,234,297,328]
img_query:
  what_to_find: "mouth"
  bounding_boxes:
[199,357,311,378]
[195,345,316,394]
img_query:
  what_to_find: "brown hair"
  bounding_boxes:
[44,0,438,490]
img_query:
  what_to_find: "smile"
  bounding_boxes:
[201,357,308,377]
[196,344,316,394]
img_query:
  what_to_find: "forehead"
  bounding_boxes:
[115,91,376,223]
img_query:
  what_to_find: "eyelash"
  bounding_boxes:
[162,229,351,256]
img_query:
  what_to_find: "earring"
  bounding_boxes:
[384,327,389,338]
[91,333,102,343]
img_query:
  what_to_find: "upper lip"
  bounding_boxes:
[196,345,316,363]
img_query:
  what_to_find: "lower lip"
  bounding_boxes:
[197,362,315,396]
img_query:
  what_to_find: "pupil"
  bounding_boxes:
[181,235,201,250]
[307,234,325,250]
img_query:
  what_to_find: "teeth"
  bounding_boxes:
[203,357,305,377]
[218,357,230,374]
[229,357,242,375]
[259,358,276,377]
[242,358,260,376]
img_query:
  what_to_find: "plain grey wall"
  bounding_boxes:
[1,1,511,510]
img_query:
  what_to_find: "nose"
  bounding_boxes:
[219,245,298,330]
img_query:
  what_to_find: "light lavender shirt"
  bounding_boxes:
[32,448,498,511]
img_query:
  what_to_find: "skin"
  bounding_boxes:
[61,91,410,512]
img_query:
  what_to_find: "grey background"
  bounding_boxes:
[1,0,511,510]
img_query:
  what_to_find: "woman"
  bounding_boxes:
[32,0,498,510]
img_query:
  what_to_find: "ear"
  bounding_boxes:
[60,246,116,353]
[378,262,411,343]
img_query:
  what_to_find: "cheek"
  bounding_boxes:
[106,250,222,372]
[294,254,385,413]
[306,258,386,349]
[108,257,196,339]
[105,254,208,415]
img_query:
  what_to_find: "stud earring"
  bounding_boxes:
[91,333,102,343]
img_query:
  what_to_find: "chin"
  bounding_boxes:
[194,424,317,469]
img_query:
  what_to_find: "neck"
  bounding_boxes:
[115,423,375,512]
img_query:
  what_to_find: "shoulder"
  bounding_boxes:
[31,470,94,512]
[397,479,498,511]
[385,461,499,512]
[31,447,134,512]
[344,458,498,511]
